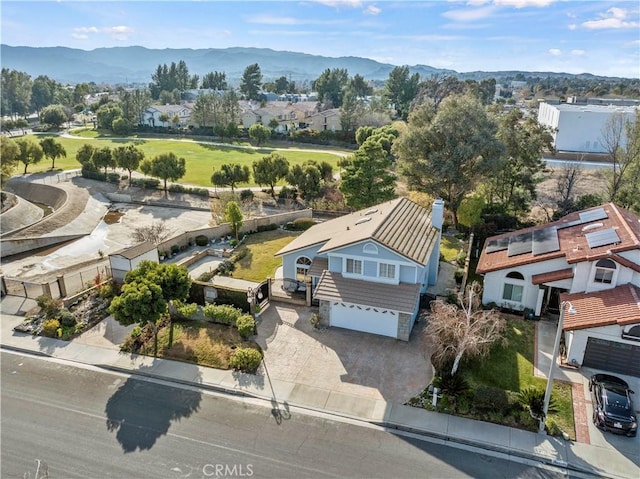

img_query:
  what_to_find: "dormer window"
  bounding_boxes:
[363,243,378,255]
[594,258,616,284]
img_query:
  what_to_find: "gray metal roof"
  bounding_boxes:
[308,257,328,277]
[313,271,421,314]
[110,241,157,260]
[276,198,439,265]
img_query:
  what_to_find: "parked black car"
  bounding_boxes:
[589,374,637,437]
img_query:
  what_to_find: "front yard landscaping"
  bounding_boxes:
[411,317,575,439]
[125,319,261,370]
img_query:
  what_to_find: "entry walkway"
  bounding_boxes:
[1,298,638,479]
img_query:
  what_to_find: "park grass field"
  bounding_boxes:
[20,131,346,187]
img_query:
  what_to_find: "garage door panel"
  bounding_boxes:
[330,303,398,338]
[583,337,640,377]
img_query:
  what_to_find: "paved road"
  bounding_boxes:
[1,352,565,479]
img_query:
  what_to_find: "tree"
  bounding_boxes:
[96,103,123,130]
[485,109,554,216]
[30,75,57,115]
[1,68,32,117]
[340,140,396,209]
[224,201,244,241]
[112,117,131,135]
[274,76,290,94]
[601,110,640,203]
[15,138,44,174]
[113,144,145,184]
[248,123,271,146]
[131,221,171,244]
[339,85,365,132]
[286,162,322,199]
[240,63,262,101]
[92,146,115,174]
[349,74,373,98]
[40,104,68,128]
[211,163,250,193]
[314,68,349,108]
[394,94,501,228]
[0,136,20,185]
[76,143,96,167]
[39,137,67,170]
[426,282,506,376]
[119,89,151,125]
[252,153,289,199]
[110,279,167,357]
[457,195,486,230]
[140,152,187,192]
[202,71,228,90]
[384,66,420,120]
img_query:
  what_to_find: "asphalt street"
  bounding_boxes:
[1,351,565,479]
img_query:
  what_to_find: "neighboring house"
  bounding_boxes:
[275,198,444,340]
[241,104,301,132]
[477,203,640,376]
[109,241,159,283]
[308,108,341,132]
[537,102,638,153]
[142,104,192,128]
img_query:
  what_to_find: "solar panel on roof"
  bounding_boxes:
[486,237,509,253]
[579,208,608,223]
[532,226,560,255]
[557,219,582,230]
[585,228,620,249]
[507,232,533,257]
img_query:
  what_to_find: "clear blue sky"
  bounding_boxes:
[2,0,639,78]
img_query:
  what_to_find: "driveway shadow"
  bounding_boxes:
[104,364,202,453]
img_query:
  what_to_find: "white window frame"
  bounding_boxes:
[363,243,378,255]
[345,258,363,276]
[295,256,312,281]
[593,259,616,285]
[379,262,396,280]
[502,283,524,303]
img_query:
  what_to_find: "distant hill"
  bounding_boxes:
[0,44,625,85]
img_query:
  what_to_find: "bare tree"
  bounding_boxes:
[556,154,584,206]
[601,110,640,201]
[131,221,171,245]
[426,281,506,376]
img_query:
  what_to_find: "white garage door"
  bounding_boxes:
[330,303,399,338]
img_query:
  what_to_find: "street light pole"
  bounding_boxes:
[539,300,576,433]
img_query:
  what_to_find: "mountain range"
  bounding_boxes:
[0,44,621,86]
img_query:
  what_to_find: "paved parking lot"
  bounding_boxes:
[255,302,434,405]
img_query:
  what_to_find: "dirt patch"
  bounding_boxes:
[103,209,125,225]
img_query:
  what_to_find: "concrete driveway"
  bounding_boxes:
[255,302,434,405]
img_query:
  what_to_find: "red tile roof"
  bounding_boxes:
[560,284,640,331]
[531,268,574,285]
[477,203,640,274]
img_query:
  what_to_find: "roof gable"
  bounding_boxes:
[561,284,640,331]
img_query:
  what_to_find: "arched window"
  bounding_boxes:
[503,271,524,302]
[594,259,616,284]
[363,243,378,255]
[296,256,312,281]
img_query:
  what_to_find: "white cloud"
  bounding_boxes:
[571,49,585,56]
[71,33,88,40]
[494,0,555,7]
[442,6,496,22]
[246,14,344,26]
[582,7,639,30]
[104,26,133,34]
[568,23,577,30]
[548,48,562,55]
[364,5,381,15]
[314,0,362,7]
[73,26,99,34]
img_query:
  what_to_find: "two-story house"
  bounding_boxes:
[275,198,444,341]
[308,108,342,132]
[143,104,192,128]
[477,203,640,376]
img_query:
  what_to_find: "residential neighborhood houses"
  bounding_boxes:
[2,53,640,478]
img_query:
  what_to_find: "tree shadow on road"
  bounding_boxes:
[104,364,202,453]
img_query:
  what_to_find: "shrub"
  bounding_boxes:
[106,172,120,184]
[240,189,254,203]
[229,348,263,373]
[236,314,255,339]
[81,167,107,182]
[454,269,465,284]
[278,186,297,200]
[290,217,316,231]
[229,239,238,248]
[545,418,563,437]
[203,303,242,325]
[455,250,467,267]
[197,271,215,282]
[474,386,510,414]
[518,386,557,419]
[37,295,62,318]
[58,310,77,327]
[195,235,209,246]
[257,223,278,232]
[310,313,321,329]
[99,282,117,300]
[433,372,470,397]
[41,319,61,337]
[176,302,199,319]
[217,259,235,276]
[170,244,180,255]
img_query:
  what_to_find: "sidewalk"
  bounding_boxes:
[1,299,638,479]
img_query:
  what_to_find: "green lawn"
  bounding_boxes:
[18,131,343,187]
[231,230,299,282]
[440,236,466,263]
[463,317,575,438]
